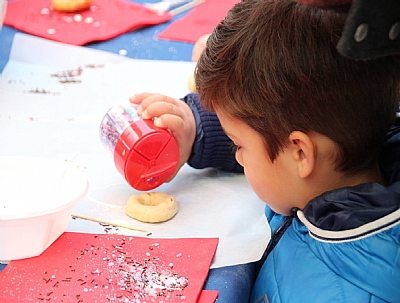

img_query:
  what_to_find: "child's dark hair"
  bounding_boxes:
[196,0,400,174]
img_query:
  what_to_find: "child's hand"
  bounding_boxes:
[130,93,196,181]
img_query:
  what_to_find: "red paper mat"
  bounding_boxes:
[0,232,218,303]
[4,0,172,46]
[158,0,239,43]
[198,290,219,303]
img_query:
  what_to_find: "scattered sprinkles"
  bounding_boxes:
[5,64,105,105]
[85,16,94,24]
[40,7,51,16]
[40,5,101,27]
[73,14,83,22]
[37,4,103,36]
[49,64,104,84]
[119,49,128,56]
[0,234,218,303]
[47,28,56,35]
[21,236,187,302]
[28,88,51,94]
[62,15,73,23]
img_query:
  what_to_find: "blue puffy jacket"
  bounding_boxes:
[250,126,400,303]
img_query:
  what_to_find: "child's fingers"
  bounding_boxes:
[129,93,173,116]
[142,99,182,120]
[129,92,153,104]
[153,114,185,135]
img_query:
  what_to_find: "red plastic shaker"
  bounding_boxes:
[100,103,179,191]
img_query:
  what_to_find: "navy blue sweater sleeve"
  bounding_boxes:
[182,93,244,173]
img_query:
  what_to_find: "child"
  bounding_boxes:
[132,0,400,301]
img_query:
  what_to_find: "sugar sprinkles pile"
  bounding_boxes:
[66,237,187,302]
[88,239,189,302]
[2,235,190,303]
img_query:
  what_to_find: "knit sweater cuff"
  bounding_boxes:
[182,93,243,173]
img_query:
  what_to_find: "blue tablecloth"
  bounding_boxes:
[0,1,260,302]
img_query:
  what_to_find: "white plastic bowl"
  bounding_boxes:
[0,156,89,261]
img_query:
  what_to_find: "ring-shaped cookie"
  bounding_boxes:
[52,0,93,12]
[125,192,178,223]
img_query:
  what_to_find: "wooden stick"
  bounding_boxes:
[169,0,204,16]
[71,213,147,232]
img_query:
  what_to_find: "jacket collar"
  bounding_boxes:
[302,126,400,232]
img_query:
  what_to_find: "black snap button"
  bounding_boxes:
[389,22,400,40]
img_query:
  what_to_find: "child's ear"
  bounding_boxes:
[288,131,315,179]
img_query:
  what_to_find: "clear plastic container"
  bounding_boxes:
[100,103,179,191]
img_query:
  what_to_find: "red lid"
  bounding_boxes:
[114,119,179,191]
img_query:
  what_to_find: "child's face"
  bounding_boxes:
[216,109,297,216]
